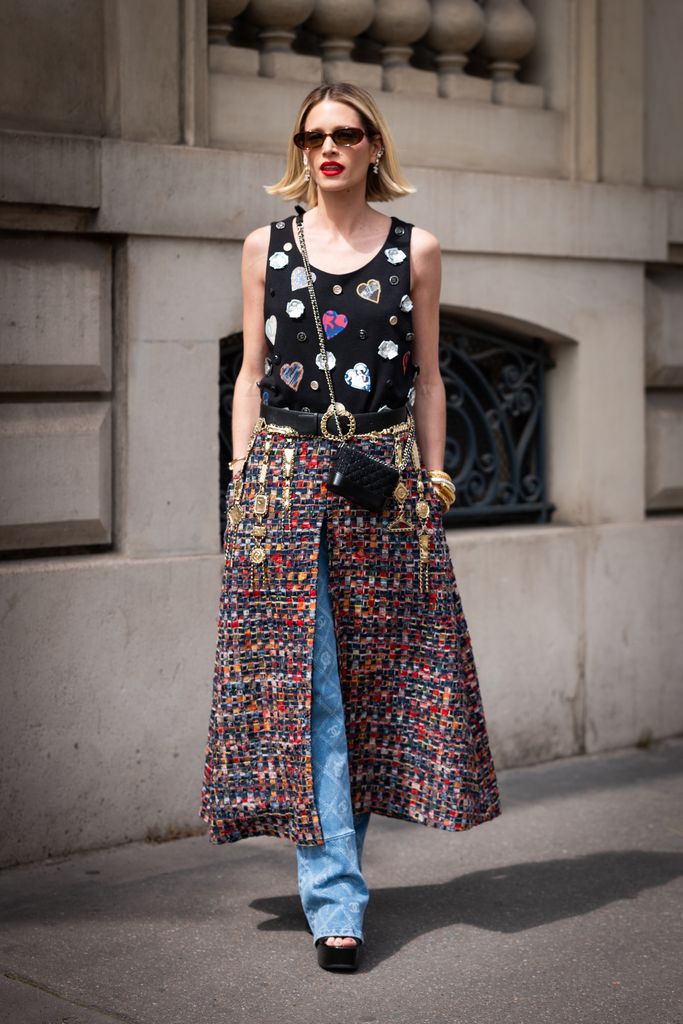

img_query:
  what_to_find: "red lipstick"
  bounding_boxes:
[320,162,344,176]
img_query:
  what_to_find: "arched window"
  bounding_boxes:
[219,314,555,537]
[438,313,555,526]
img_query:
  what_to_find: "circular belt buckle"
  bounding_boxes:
[320,402,356,440]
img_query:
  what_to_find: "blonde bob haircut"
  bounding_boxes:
[265,83,415,207]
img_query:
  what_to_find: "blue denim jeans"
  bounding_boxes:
[296,516,372,945]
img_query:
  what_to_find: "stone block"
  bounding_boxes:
[383,65,438,96]
[492,79,545,108]
[440,74,492,102]
[584,518,683,753]
[0,551,223,866]
[645,269,683,387]
[125,238,243,342]
[0,131,100,209]
[0,0,104,136]
[646,393,683,511]
[122,338,220,557]
[0,402,112,551]
[323,60,382,90]
[259,51,322,83]
[209,42,260,76]
[0,235,112,392]
[448,524,584,769]
[105,0,182,143]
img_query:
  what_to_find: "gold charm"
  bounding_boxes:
[228,504,244,527]
[415,499,430,521]
[393,480,408,503]
[249,434,273,589]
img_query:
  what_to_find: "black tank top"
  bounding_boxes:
[256,213,420,414]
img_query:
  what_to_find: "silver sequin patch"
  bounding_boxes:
[275,221,286,229]
[269,251,289,270]
[283,242,293,252]
[408,386,416,406]
[400,294,413,312]
[378,339,399,360]
[265,315,277,345]
[385,247,407,265]
[264,356,273,375]
[286,298,305,319]
[315,350,337,371]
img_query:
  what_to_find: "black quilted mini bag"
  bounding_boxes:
[294,208,414,513]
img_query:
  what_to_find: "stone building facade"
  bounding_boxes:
[1,0,681,866]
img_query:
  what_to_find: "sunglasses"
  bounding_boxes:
[293,127,367,150]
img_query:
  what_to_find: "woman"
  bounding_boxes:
[199,83,501,972]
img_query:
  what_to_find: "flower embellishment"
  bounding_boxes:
[385,247,407,265]
[378,339,399,360]
[269,251,289,270]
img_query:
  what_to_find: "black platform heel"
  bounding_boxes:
[315,936,362,971]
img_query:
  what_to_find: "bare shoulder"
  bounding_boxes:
[411,226,441,261]
[242,224,270,283]
[243,224,270,260]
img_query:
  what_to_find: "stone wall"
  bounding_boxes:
[0,0,681,867]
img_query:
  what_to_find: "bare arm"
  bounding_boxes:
[410,227,446,472]
[231,225,270,476]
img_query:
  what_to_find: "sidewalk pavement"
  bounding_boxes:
[1,737,682,1024]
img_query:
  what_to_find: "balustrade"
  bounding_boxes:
[209,0,543,107]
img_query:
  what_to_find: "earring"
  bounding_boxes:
[303,157,310,183]
[373,149,384,175]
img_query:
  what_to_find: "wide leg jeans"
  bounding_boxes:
[296,516,372,946]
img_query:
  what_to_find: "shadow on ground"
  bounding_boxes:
[251,849,683,966]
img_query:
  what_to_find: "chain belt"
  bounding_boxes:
[259,401,409,438]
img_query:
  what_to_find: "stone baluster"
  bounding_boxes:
[208,0,250,43]
[208,0,260,77]
[478,0,543,107]
[366,0,433,93]
[425,0,490,101]
[306,0,379,88]
[244,0,320,80]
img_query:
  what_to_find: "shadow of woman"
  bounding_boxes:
[250,848,683,967]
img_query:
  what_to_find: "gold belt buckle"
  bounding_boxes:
[320,402,356,441]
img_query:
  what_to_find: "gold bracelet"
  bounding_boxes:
[427,469,453,483]
[229,456,247,471]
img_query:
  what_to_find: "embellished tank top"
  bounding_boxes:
[257,213,420,415]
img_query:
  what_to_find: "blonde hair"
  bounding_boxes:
[265,83,415,207]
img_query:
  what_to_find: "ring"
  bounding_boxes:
[320,403,356,440]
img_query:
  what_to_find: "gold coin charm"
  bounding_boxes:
[416,499,430,520]
[250,546,265,564]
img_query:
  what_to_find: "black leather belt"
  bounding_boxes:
[260,402,408,437]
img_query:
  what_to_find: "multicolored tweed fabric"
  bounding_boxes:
[199,419,502,846]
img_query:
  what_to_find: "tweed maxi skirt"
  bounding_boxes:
[199,411,502,847]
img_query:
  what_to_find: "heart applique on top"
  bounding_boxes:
[322,310,349,340]
[356,279,381,304]
[344,362,372,391]
[280,361,304,391]
[291,266,316,291]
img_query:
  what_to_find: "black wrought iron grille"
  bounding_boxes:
[219,317,555,538]
[438,315,555,526]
